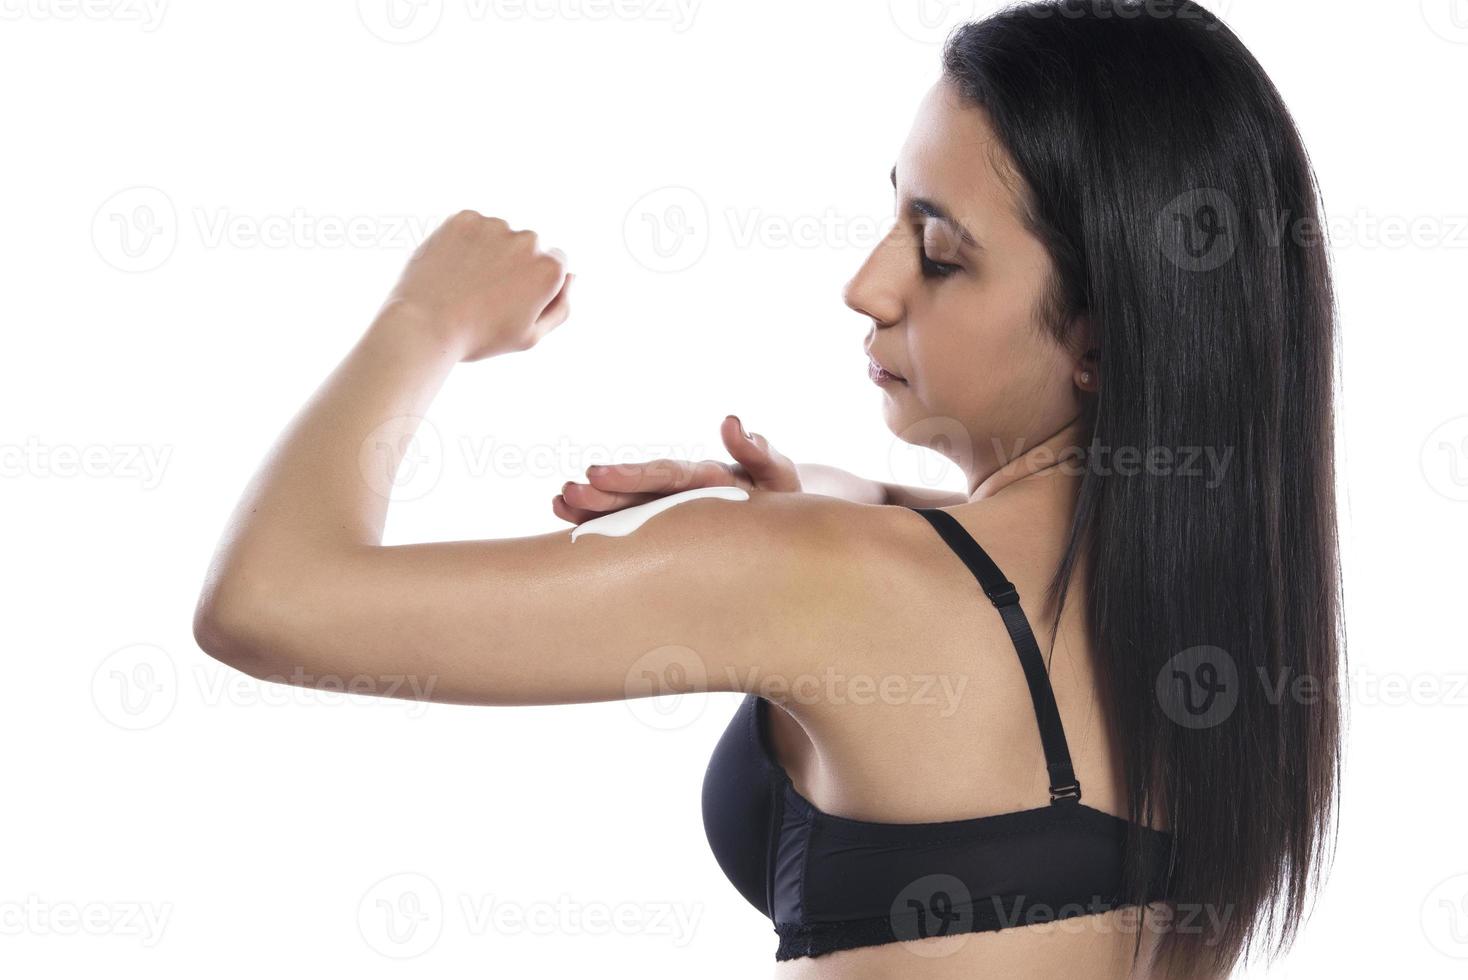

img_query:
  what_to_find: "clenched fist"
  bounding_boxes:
[380,209,573,362]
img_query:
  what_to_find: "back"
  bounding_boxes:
[701,490,1185,978]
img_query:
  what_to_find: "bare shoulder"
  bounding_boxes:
[693,492,1075,674]
[736,496,1036,690]
[749,496,1100,821]
[565,489,973,699]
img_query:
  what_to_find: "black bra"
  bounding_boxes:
[700,505,1176,960]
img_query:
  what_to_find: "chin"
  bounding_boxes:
[882,400,977,473]
[878,390,908,434]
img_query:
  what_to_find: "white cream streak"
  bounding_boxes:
[569,485,750,542]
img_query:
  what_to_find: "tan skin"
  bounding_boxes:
[196,76,1184,978]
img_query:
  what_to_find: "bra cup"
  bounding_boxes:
[701,694,779,918]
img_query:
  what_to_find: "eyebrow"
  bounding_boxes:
[890,165,979,247]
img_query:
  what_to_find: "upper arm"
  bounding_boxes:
[200,491,875,706]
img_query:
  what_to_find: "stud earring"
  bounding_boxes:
[1080,371,1092,385]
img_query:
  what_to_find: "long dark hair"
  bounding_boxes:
[941,2,1344,975]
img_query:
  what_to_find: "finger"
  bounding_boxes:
[561,479,661,513]
[552,489,634,525]
[532,270,573,334]
[584,458,734,494]
[551,492,602,525]
[722,415,801,491]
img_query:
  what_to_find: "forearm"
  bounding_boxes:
[196,305,456,619]
[795,463,968,507]
[795,463,888,504]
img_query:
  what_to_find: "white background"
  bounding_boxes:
[3,0,1466,976]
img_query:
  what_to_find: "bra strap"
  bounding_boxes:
[908,507,1082,806]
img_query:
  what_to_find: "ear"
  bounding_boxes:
[1070,314,1097,359]
[1068,314,1099,392]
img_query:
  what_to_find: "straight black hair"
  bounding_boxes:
[942,2,1345,976]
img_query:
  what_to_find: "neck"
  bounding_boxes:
[968,416,1089,502]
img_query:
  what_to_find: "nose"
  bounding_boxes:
[842,227,904,331]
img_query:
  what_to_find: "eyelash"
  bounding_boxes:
[919,247,960,279]
[911,222,960,279]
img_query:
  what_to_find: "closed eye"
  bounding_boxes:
[919,247,961,279]
[914,220,963,280]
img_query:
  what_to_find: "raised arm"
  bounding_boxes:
[191,211,872,706]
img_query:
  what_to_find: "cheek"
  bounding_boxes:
[908,290,1014,399]
[908,284,1055,426]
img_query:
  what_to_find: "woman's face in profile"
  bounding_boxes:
[844,75,1085,472]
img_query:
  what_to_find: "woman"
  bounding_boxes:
[194,2,1343,977]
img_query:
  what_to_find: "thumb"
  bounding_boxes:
[721,415,800,492]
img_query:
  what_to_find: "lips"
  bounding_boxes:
[867,353,906,383]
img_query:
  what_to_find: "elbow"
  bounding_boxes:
[192,576,282,680]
